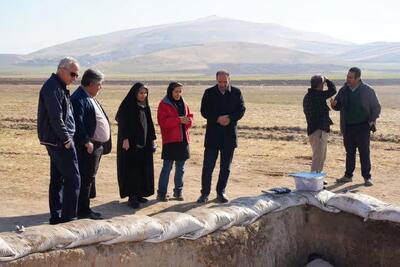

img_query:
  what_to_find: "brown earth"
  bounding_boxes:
[0,83,399,233]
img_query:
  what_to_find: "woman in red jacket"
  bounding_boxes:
[157,82,193,201]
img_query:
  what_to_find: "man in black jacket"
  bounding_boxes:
[197,70,246,203]
[71,69,111,220]
[37,57,81,224]
[303,75,336,173]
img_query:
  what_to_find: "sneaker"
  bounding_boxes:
[137,197,148,203]
[157,194,169,202]
[336,175,353,183]
[173,193,184,201]
[197,195,208,204]
[364,179,373,187]
[216,193,229,203]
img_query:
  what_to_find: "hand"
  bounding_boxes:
[179,116,190,124]
[85,142,94,154]
[122,139,130,151]
[217,115,230,126]
[330,98,337,108]
[64,140,72,149]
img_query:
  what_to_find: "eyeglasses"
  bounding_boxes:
[69,72,79,78]
[62,67,79,78]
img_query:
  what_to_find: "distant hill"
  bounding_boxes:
[1,16,400,76]
[96,42,345,74]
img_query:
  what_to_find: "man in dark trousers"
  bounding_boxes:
[197,70,246,204]
[37,57,81,224]
[71,69,111,220]
[303,75,336,173]
[331,67,381,186]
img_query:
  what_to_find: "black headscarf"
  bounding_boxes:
[116,82,150,148]
[166,82,185,116]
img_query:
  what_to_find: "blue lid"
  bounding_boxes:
[288,172,326,179]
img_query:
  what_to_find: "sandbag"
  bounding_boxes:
[368,205,400,223]
[230,195,281,217]
[102,215,164,245]
[145,212,204,243]
[326,192,389,219]
[0,224,76,261]
[210,205,259,230]
[60,219,120,248]
[182,207,236,239]
[262,192,308,212]
[0,236,15,261]
[305,258,334,267]
[296,190,340,213]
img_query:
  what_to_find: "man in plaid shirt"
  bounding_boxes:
[303,75,337,173]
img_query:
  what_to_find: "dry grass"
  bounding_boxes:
[0,82,399,231]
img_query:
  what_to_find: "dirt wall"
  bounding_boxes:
[2,206,400,267]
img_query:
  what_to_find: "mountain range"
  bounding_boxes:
[1,16,400,76]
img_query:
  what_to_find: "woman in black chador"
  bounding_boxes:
[115,82,156,209]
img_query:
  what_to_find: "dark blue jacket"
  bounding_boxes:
[200,85,245,149]
[37,73,75,146]
[71,86,112,153]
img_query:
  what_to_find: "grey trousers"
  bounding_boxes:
[308,129,328,172]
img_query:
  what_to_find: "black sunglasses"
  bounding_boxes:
[69,72,79,78]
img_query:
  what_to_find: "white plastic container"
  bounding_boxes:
[289,172,326,192]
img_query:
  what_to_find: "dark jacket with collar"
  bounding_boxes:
[37,73,75,147]
[70,86,112,154]
[200,85,246,149]
[303,79,337,135]
[333,81,381,134]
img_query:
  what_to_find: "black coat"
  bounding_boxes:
[115,84,156,198]
[200,85,245,149]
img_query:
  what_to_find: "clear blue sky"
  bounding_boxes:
[0,0,399,54]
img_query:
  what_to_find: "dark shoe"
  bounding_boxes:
[364,178,374,187]
[128,196,140,209]
[336,175,353,183]
[217,193,229,203]
[197,195,208,204]
[157,194,168,202]
[49,218,61,225]
[78,212,104,220]
[88,209,102,217]
[137,197,148,203]
[173,192,184,201]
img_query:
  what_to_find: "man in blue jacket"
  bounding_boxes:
[71,69,111,220]
[197,70,246,204]
[331,67,381,186]
[37,57,81,224]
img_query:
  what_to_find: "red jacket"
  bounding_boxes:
[157,97,193,145]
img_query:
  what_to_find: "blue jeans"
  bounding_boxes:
[46,144,81,223]
[157,160,186,196]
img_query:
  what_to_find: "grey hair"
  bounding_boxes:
[57,57,80,70]
[81,69,104,87]
[216,69,230,77]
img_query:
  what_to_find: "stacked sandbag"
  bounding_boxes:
[145,212,204,243]
[183,207,236,239]
[0,236,16,262]
[102,215,164,245]
[229,195,281,217]
[295,190,340,213]
[368,205,400,224]
[60,219,120,248]
[0,224,76,261]
[209,205,259,230]
[326,192,390,220]
[262,192,308,212]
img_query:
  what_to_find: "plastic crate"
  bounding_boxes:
[289,172,326,192]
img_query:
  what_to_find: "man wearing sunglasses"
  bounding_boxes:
[37,57,81,224]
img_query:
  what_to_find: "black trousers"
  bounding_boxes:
[76,142,103,216]
[343,122,371,180]
[200,147,235,196]
[46,144,80,224]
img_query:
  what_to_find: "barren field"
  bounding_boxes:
[0,82,399,232]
